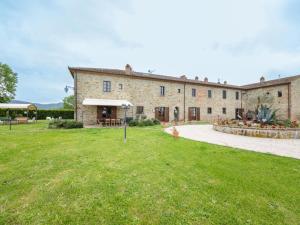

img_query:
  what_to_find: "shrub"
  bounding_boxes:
[128,118,158,127]
[152,118,161,125]
[48,120,83,129]
[128,120,138,127]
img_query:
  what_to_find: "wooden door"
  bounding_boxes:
[155,107,169,122]
[164,107,169,122]
[196,107,200,121]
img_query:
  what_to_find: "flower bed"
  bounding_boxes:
[213,124,300,139]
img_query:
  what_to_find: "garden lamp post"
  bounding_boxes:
[121,103,130,143]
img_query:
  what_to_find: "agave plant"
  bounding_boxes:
[257,104,277,124]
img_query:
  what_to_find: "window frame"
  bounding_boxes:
[119,83,123,90]
[235,91,239,100]
[208,90,212,98]
[136,106,144,114]
[103,81,111,92]
[160,86,165,96]
[222,90,227,99]
[207,107,212,114]
[222,107,226,114]
[192,88,196,97]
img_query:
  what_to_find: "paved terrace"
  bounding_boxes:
[165,125,300,159]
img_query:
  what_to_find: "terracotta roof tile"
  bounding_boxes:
[68,67,300,90]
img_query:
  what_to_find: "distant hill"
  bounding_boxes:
[10,100,63,110]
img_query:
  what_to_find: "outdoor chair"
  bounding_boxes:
[111,119,116,126]
[105,119,110,126]
[116,119,121,126]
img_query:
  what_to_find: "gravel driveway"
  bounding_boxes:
[165,125,300,159]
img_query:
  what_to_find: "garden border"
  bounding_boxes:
[213,124,300,139]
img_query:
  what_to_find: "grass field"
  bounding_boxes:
[0,122,299,225]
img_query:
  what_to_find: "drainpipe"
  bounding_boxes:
[74,71,78,121]
[288,83,291,119]
[183,83,186,122]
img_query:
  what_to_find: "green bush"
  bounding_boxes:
[152,118,161,125]
[128,120,138,127]
[48,120,83,129]
[128,118,158,127]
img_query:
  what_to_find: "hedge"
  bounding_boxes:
[0,109,74,120]
[48,120,83,129]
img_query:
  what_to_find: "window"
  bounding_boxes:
[136,106,144,114]
[208,90,212,98]
[222,90,227,99]
[103,81,111,92]
[119,83,123,90]
[178,89,181,93]
[192,88,196,97]
[160,86,165,96]
[222,107,226,114]
[278,91,282,97]
[236,91,239,100]
[207,107,212,114]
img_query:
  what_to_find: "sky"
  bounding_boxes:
[0,0,300,103]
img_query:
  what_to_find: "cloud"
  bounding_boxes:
[0,0,299,102]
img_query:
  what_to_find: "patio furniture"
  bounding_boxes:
[105,119,110,126]
[111,119,116,126]
[116,119,121,126]
[16,117,28,124]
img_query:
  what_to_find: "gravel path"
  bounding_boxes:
[165,125,300,159]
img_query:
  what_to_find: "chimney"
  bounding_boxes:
[217,78,220,84]
[224,81,227,85]
[195,76,199,80]
[125,64,132,75]
[204,77,208,82]
[260,76,265,83]
[180,75,187,79]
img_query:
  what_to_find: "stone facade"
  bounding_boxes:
[69,66,300,125]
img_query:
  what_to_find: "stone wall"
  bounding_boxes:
[74,71,242,125]
[213,124,300,139]
[242,84,289,120]
[291,77,300,121]
[73,69,300,125]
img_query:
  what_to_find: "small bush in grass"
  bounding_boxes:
[128,118,158,127]
[48,120,83,129]
[128,120,138,127]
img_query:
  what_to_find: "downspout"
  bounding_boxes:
[183,83,186,122]
[74,71,78,121]
[288,83,291,119]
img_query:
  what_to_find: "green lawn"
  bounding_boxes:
[0,122,299,225]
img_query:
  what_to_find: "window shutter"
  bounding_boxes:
[188,107,191,121]
[196,107,200,121]
[165,107,169,122]
[155,107,159,120]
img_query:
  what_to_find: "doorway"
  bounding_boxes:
[155,107,169,122]
[97,106,117,121]
[174,107,179,121]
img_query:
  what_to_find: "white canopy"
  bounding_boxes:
[82,98,133,107]
[0,103,37,110]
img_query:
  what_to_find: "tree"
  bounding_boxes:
[63,95,75,109]
[0,63,18,103]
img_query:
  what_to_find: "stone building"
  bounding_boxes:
[68,65,300,125]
